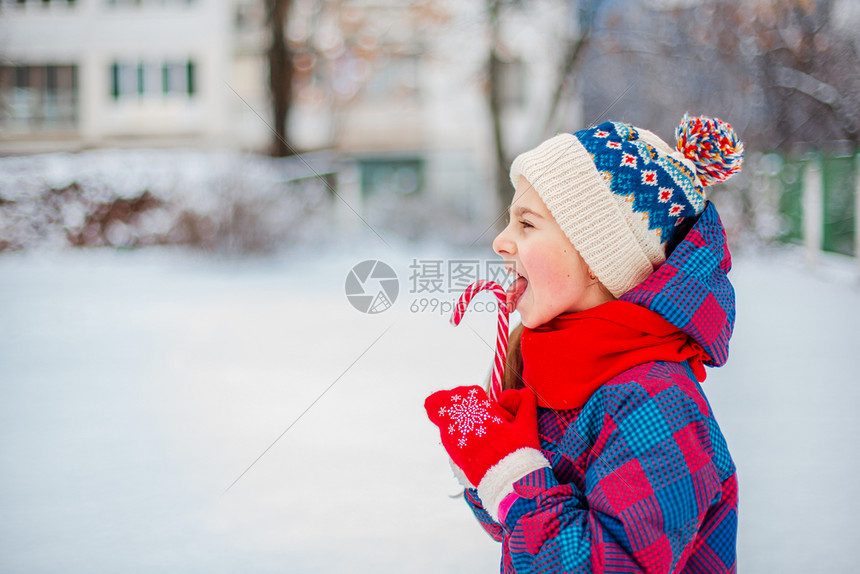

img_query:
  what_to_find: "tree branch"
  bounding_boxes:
[541,32,590,138]
[772,64,860,136]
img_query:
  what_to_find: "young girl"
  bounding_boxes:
[425,115,742,573]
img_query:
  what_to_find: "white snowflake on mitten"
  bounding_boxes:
[437,388,503,448]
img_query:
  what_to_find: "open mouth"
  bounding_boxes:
[505,269,528,313]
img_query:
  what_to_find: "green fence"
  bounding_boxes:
[822,154,856,256]
[778,158,804,245]
[778,152,856,257]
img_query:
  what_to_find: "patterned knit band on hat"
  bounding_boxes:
[509,114,744,297]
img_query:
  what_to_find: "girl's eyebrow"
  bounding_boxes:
[511,206,543,219]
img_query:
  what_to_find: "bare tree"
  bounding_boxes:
[265,0,448,156]
[486,0,607,219]
[568,0,860,244]
[487,0,510,213]
[540,0,604,139]
[735,0,860,152]
[267,0,295,157]
[569,0,859,152]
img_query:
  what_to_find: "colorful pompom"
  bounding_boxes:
[675,114,744,187]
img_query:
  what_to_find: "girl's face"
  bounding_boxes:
[493,176,612,328]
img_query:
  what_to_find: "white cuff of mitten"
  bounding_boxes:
[477,447,551,522]
[449,457,475,489]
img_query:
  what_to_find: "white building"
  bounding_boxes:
[0,0,581,217]
[0,0,246,153]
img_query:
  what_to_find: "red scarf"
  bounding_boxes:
[521,301,710,410]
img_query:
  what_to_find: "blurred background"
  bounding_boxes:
[1,0,859,572]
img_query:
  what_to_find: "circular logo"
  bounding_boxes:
[345,260,399,314]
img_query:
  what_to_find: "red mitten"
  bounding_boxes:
[425,386,550,521]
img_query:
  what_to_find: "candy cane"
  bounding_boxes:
[449,280,509,402]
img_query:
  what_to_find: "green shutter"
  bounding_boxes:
[137,62,145,96]
[111,63,119,99]
[186,60,195,96]
[822,153,856,256]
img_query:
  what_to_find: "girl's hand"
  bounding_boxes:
[424,386,545,494]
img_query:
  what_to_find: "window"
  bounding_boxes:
[3,0,77,8]
[110,59,196,100]
[234,0,262,31]
[110,62,139,98]
[360,158,424,196]
[105,0,191,6]
[162,61,195,96]
[0,64,78,131]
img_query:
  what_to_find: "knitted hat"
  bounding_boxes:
[509,114,743,297]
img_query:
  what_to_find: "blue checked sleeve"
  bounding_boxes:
[464,487,505,543]
[496,370,737,573]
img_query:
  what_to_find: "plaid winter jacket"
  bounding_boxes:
[464,202,738,573]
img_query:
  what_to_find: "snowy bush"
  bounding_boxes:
[0,150,333,254]
[0,149,492,254]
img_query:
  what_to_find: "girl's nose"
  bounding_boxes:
[493,225,514,256]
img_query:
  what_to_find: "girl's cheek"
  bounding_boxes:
[530,258,563,290]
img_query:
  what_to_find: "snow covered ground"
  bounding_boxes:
[0,240,858,573]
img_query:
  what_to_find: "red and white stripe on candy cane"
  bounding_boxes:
[449,280,510,403]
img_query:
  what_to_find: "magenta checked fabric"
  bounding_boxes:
[463,202,738,573]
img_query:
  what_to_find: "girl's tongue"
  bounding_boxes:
[505,276,528,313]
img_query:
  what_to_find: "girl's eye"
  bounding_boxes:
[519,220,533,229]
